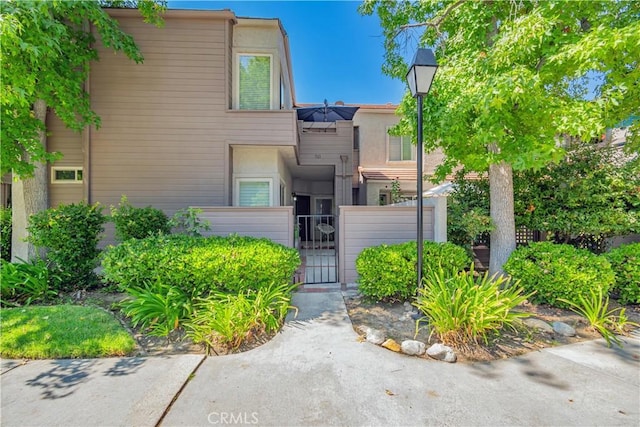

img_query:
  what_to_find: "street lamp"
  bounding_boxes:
[406,48,438,288]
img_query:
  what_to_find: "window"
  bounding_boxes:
[237,179,272,207]
[51,167,83,184]
[238,54,272,110]
[388,133,415,161]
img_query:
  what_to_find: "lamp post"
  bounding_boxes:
[406,48,438,288]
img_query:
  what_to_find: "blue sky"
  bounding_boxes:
[167,0,407,105]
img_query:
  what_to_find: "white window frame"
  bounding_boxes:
[387,127,416,162]
[234,178,273,207]
[51,167,83,184]
[235,53,273,110]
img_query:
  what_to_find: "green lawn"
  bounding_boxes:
[0,305,136,359]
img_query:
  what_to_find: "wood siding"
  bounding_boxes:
[88,15,297,230]
[338,206,435,284]
[196,206,294,247]
[47,114,84,207]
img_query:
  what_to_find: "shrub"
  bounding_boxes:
[185,282,297,351]
[0,206,11,261]
[169,207,211,237]
[110,195,170,241]
[414,264,530,346]
[119,280,193,337]
[356,241,471,301]
[101,234,300,294]
[504,242,615,309]
[0,258,58,306]
[27,202,107,289]
[605,243,640,305]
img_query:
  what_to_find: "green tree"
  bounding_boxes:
[516,143,640,250]
[1,0,165,260]
[361,0,639,275]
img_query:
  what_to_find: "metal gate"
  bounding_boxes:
[296,214,338,284]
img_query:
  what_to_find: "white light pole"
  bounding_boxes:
[406,48,438,288]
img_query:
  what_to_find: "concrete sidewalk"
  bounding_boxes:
[1,290,639,427]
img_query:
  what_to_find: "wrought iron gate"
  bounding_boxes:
[296,214,338,284]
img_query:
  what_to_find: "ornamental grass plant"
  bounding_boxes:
[414,264,531,346]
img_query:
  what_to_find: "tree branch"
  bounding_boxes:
[399,0,469,35]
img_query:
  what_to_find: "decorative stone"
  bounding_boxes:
[382,339,401,352]
[401,340,426,356]
[363,327,386,345]
[403,301,413,312]
[553,321,576,337]
[524,318,554,334]
[426,343,457,363]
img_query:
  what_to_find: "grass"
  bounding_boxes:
[0,305,136,359]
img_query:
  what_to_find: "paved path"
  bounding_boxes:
[2,290,639,426]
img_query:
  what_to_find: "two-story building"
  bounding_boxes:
[40,8,449,284]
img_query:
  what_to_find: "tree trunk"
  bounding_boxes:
[489,160,516,276]
[11,99,49,262]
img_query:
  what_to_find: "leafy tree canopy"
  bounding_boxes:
[360,0,639,177]
[0,0,166,178]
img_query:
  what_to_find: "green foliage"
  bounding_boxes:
[446,170,493,250]
[0,258,58,306]
[110,195,170,241]
[355,241,471,301]
[361,0,639,274]
[504,242,614,308]
[414,264,530,346]
[27,202,107,289]
[605,243,640,305]
[0,0,166,178]
[515,145,640,247]
[559,286,638,347]
[0,206,11,261]
[169,207,212,237]
[102,234,300,294]
[119,280,192,337]
[0,305,136,359]
[185,282,297,351]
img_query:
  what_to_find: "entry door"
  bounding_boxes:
[296,195,311,241]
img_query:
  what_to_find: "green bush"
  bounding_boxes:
[605,243,640,305]
[119,279,193,337]
[414,264,530,346]
[0,206,11,261]
[355,241,471,301]
[185,282,297,351]
[504,242,614,309]
[102,234,300,294]
[27,202,107,289]
[110,195,170,241]
[0,258,58,306]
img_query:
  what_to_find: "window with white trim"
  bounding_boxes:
[51,167,83,184]
[238,54,272,110]
[237,179,272,207]
[388,131,415,161]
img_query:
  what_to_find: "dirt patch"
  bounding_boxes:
[344,293,640,363]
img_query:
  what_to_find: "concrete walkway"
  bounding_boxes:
[1,290,639,427]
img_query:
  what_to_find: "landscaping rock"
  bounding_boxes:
[362,327,386,345]
[401,340,426,356]
[403,301,413,312]
[382,339,401,352]
[553,321,576,337]
[426,343,457,363]
[524,318,554,334]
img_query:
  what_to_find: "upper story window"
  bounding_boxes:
[388,131,415,161]
[238,54,272,110]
